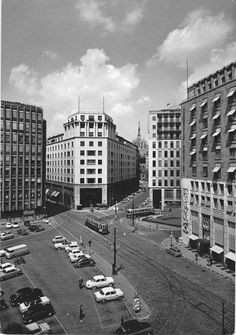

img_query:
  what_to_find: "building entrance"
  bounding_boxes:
[80,188,102,207]
[153,189,161,208]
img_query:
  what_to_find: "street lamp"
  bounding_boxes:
[132,195,135,230]
[115,201,117,220]
[170,231,174,246]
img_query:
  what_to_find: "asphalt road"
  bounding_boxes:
[0,209,234,335]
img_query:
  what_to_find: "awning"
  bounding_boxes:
[212,129,221,137]
[200,100,207,108]
[227,166,236,173]
[212,113,220,120]
[226,109,236,116]
[224,252,236,262]
[189,120,196,127]
[212,94,220,103]
[45,189,50,195]
[212,166,221,173]
[227,205,233,213]
[190,134,196,140]
[227,125,236,133]
[200,133,207,139]
[190,104,196,111]
[227,88,236,97]
[210,245,224,254]
[51,191,57,197]
[188,234,199,241]
[54,191,60,197]
[190,149,196,155]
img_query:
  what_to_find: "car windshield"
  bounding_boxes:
[99,290,104,295]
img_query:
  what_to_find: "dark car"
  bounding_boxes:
[28,225,40,232]
[74,257,95,268]
[17,229,29,236]
[0,299,8,311]
[165,246,182,257]
[115,319,153,335]
[22,302,55,324]
[24,221,31,227]
[9,287,43,307]
[34,225,45,232]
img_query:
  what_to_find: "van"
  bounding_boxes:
[5,244,29,259]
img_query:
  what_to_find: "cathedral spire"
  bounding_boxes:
[138,121,141,139]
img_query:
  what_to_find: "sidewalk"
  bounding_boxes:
[161,237,235,282]
[92,252,151,321]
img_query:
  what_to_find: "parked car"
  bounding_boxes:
[73,257,95,268]
[12,222,19,228]
[1,232,15,241]
[17,229,29,236]
[0,262,15,271]
[22,303,55,324]
[9,287,43,307]
[64,241,79,252]
[115,319,154,335]
[0,250,6,257]
[68,247,82,256]
[28,225,40,232]
[52,235,66,243]
[0,299,8,311]
[25,322,52,335]
[34,225,45,232]
[24,221,31,227]
[69,251,85,263]
[54,240,70,250]
[94,287,124,303]
[0,266,22,281]
[42,219,50,224]
[5,223,13,229]
[85,275,114,289]
[19,296,50,314]
[166,246,182,257]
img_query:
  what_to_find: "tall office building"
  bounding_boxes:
[181,62,236,270]
[148,108,181,209]
[46,110,138,208]
[1,100,46,221]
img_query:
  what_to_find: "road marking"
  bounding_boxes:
[88,290,104,329]
[20,266,69,335]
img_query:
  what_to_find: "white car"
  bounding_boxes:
[86,275,114,289]
[54,240,70,250]
[68,247,82,257]
[25,322,51,335]
[5,223,13,229]
[94,287,124,303]
[42,219,50,224]
[19,296,50,313]
[65,241,79,253]
[69,251,85,263]
[52,235,66,243]
[0,262,15,271]
[12,222,19,228]
[0,250,6,257]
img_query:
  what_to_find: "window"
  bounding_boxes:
[203,167,208,177]
[89,132,93,137]
[158,180,162,187]
[98,178,102,183]
[87,150,95,156]
[158,142,162,148]
[80,150,85,156]
[98,132,103,137]
[164,170,168,177]
[80,169,84,174]
[87,159,95,165]
[152,142,156,148]
[98,169,102,174]
[98,160,102,165]
[153,180,156,186]
[89,141,94,147]
[80,178,84,183]
[152,151,156,158]
[87,178,95,183]
[164,151,168,158]
[152,161,156,167]
[98,141,102,147]
[153,171,156,177]
[80,141,85,146]
[158,160,162,167]
[87,169,96,174]
[80,160,85,165]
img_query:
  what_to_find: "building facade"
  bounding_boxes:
[181,62,236,270]
[1,100,46,221]
[46,110,139,209]
[148,108,181,210]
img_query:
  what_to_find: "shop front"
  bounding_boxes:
[210,245,224,263]
[188,234,199,249]
[224,252,235,271]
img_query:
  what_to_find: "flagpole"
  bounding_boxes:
[187,59,189,99]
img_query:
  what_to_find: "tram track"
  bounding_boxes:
[54,211,235,335]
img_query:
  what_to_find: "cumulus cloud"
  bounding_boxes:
[137,95,151,103]
[148,8,235,68]
[9,49,139,135]
[74,0,146,33]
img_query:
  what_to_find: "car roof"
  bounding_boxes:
[93,275,105,280]
[5,266,17,272]
[101,287,114,293]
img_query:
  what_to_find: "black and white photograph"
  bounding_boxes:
[1,0,235,334]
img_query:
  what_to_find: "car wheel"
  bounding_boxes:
[101,299,106,304]
[119,296,123,300]
[93,286,97,290]
[109,283,113,287]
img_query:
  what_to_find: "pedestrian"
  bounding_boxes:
[79,304,83,322]
[209,257,213,266]
[79,277,83,289]
[207,259,210,267]
[195,252,198,262]
[121,316,124,326]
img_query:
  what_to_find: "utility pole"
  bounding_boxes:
[115,201,117,220]
[112,227,117,275]
[132,195,135,227]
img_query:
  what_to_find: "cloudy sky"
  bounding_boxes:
[2,0,236,141]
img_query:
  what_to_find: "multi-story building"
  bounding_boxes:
[181,62,236,270]
[148,108,182,209]
[133,122,148,182]
[46,110,139,208]
[1,100,46,221]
